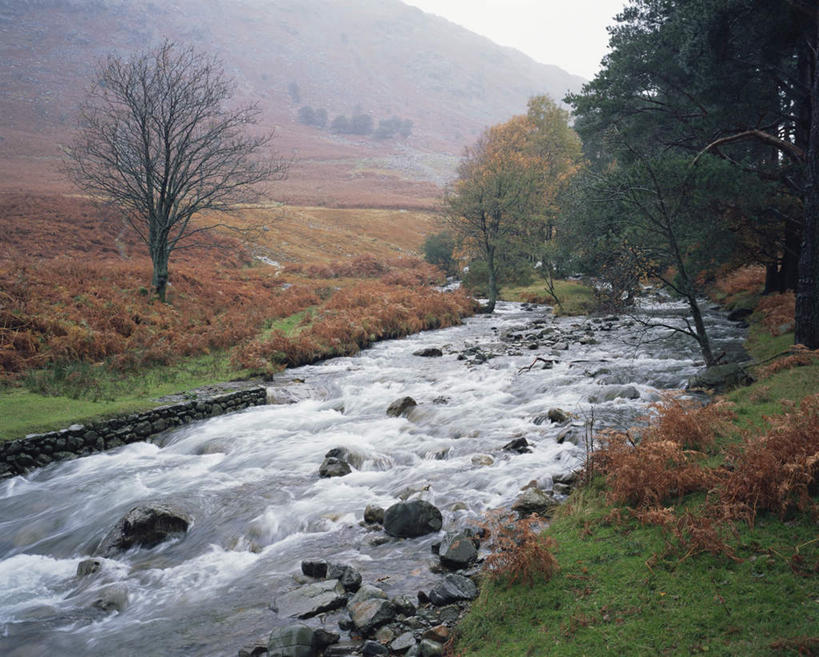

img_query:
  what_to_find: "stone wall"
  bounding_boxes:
[0,387,267,479]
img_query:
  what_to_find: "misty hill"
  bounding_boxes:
[0,0,585,206]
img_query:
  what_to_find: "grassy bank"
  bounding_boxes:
[453,283,819,656]
[501,279,596,315]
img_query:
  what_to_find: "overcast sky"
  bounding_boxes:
[402,0,628,80]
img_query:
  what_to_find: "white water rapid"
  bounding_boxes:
[0,298,745,657]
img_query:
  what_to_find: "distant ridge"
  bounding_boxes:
[0,0,585,205]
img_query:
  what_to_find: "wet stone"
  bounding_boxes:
[387,397,418,417]
[364,505,385,525]
[428,574,478,605]
[319,457,352,478]
[383,500,443,538]
[362,640,389,656]
[268,624,316,657]
[391,631,417,653]
[273,580,347,619]
[502,437,530,454]
[438,532,478,570]
[301,559,328,578]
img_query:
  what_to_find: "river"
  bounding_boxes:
[0,297,744,657]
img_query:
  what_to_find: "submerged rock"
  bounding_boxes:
[387,397,418,418]
[364,505,385,525]
[413,347,443,358]
[95,503,191,556]
[348,584,396,634]
[90,583,129,614]
[502,437,531,454]
[383,500,443,538]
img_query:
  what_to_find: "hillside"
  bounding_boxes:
[0,0,584,206]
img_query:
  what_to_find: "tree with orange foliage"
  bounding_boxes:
[444,96,582,312]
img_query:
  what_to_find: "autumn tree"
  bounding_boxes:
[65,41,288,301]
[445,96,582,312]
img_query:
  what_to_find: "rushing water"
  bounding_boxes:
[0,298,744,657]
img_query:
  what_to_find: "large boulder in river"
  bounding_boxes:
[95,503,191,556]
[268,623,317,657]
[319,457,352,478]
[438,531,478,570]
[413,347,443,357]
[383,500,442,538]
[687,362,754,392]
[387,396,417,417]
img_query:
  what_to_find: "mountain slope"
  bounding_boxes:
[0,0,585,205]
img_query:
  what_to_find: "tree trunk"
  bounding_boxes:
[151,243,170,303]
[485,246,497,313]
[795,14,819,348]
[688,294,716,366]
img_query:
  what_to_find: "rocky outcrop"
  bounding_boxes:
[383,500,443,538]
[687,362,754,392]
[95,503,191,556]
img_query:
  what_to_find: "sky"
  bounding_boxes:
[401,0,628,80]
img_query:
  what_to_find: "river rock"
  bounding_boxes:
[301,559,328,578]
[413,347,443,358]
[90,583,129,613]
[423,625,450,643]
[319,457,352,478]
[364,504,385,525]
[268,623,317,657]
[419,639,444,657]
[95,503,191,556]
[387,397,418,417]
[76,558,103,578]
[327,563,362,593]
[313,629,340,650]
[273,580,347,619]
[687,362,754,392]
[238,639,268,657]
[324,642,365,657]
[471,454,494,466]
[502,437,530,454]
[362,640,389,656]
[392,594,417,617]
[512,487,559,518]
[428,574,478,605]
[347,584,396,634]
[383,500,443,538]
[391,631,417,652]
[438,531,478,570]
[325,446,366,469]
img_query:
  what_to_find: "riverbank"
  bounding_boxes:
[452,287,819,656]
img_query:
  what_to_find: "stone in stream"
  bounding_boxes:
[502,437,531,454]
[313,629,340,650]
[301,559,328,578]
[392,594,417,617]
[364,504,385,525]
[362,640,389,656]
[387,396,418,417]
[347,584,396,634]
[391,631,417,652]
[438,531,478,570]
[90,582,129,613]
[428,574,478,606]
[383,500,443,538]
[94,503,191,556]
[687,362,754,392]
[76,558,104,578]
[238,639,269,657]
[512,487,559,518]
[471,454,494,466]
[268,623,317,657]
[325,446,365,469]
[413,347,443,357]
[272,579,347,619]
[327,563,363,593]
[419,639,444,656]
[319,457,352,478]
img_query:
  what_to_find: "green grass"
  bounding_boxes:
[0,310,316,441]
[454,318,819,657]
[501,279,596,316]
[457,495,818,657]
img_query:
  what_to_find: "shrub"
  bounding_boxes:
[482,511,558,586]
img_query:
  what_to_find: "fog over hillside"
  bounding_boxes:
[0,0,585,205]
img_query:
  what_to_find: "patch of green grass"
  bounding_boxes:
[457,498,817,657]
[501,279,595,316]
[745,321,794,362]
[1,351,253,440]
[260,307,315,339]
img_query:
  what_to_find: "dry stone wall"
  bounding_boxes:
[0,387,267,479]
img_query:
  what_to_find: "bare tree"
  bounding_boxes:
[65,40,289,301]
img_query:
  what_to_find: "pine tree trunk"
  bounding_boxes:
[795,15,819,349]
